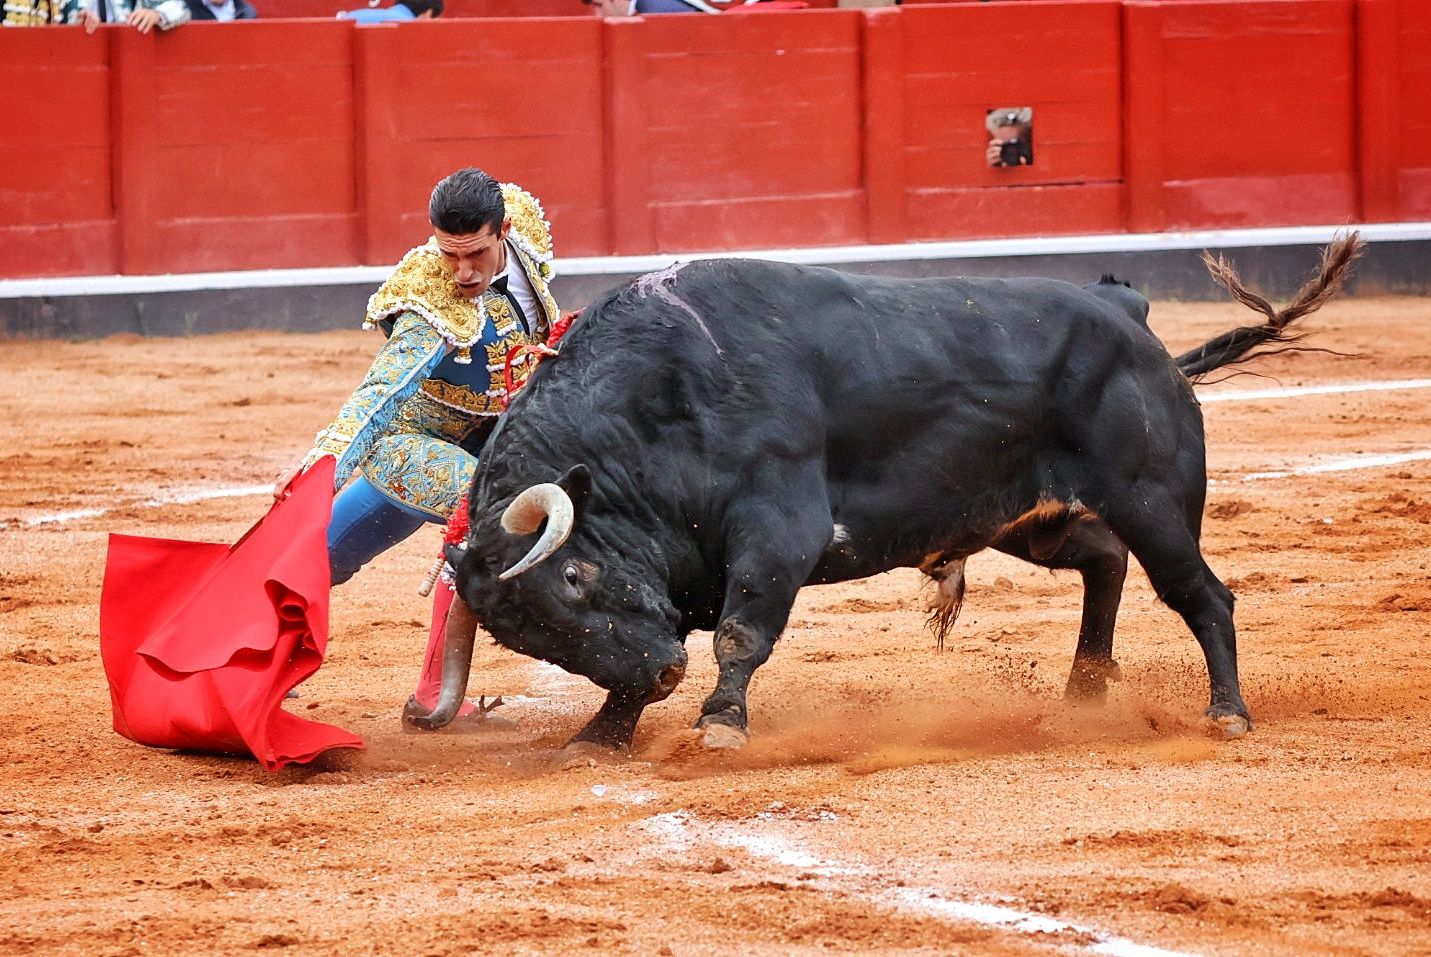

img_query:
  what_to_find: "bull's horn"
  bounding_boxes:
[401,596,480,731]
[498,483,575,580]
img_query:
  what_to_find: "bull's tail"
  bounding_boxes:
[1176,232,1364,382]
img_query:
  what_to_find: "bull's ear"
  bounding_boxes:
[556,464,592,519]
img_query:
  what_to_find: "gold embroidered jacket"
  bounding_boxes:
[303,184,560,513]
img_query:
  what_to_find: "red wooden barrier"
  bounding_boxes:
[355,18,607,263]
[111,21,360,274]
[1376,0,1431,219]
[0,29,115,277]
[605,9,865,252]
[868,0,1125,242]
[0,1,1423,281]
[1356,0,1399,221]
[1396,0,1431,216]
[1125,0,1358,231]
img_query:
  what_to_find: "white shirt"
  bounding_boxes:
[499,241,541,334]
[204,0,236,19]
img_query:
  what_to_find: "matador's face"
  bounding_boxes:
[434,219,512,300]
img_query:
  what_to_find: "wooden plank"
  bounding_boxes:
[651,191,865,251]
[862,6,907,245]
[905,182,1124,241]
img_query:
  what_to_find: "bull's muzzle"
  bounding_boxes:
[646,658,687,704]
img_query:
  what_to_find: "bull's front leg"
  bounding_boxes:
[696,616,780,749]
[696,494,828,750]
[567,689,648,752]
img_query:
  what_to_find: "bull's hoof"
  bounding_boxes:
[699,722,750,751]
[1064,658,1123,701]
[1203,710,1252,740]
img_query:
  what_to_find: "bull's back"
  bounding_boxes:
[532,258,1196,576]
[658,260,1149,427]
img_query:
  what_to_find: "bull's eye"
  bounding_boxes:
[562,564,580,588]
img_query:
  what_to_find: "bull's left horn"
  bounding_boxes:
[498,483,575,580]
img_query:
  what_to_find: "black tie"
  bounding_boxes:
[489,274,530,335]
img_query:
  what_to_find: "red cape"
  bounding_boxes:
[99,458,364,770]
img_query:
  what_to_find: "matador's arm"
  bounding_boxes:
[302,310,450,490]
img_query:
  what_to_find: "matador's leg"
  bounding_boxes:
[327,474,432,585]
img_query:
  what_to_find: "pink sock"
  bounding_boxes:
[414,584,475,717]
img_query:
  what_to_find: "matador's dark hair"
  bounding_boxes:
[428,168,504,236]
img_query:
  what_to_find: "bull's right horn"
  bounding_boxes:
[498,483,576,580]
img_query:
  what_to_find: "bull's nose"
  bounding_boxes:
[647,658,686,703]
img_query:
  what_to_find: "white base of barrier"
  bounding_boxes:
[3,221,1428,300]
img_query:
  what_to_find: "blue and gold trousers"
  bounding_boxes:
[328,392,485,585]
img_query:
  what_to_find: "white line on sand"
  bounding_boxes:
[8,379,1430,529]
[13,484,270,528]
[1199,377,1431,403]
[637,810,1202,957]
[1240,449,1431,481]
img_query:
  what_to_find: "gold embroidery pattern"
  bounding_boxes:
[416,321,538,416]
[419,379,505,417]
[501,184,554,263]
[359,433,477,521]
[391,390,473,442]
[483,294,521,339]
[365,241,486,347]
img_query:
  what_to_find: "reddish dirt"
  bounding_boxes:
[1,295,1429,956]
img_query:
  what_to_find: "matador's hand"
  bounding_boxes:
[272,461,304,502]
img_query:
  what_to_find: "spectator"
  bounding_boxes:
[586,0,713,15]
[3,0,61,24]
[58,0,188,30]
[183,0,256,20]
[337,0,441,22]
[985,107,1033,168]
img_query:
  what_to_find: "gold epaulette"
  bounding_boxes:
[363,241,485,348]
[501,183,555,279]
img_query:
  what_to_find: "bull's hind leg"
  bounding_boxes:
[994,517,1130,700]
[695,489,831,750]
[1102,487,1251,737]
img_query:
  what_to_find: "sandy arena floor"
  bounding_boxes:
[1,292,1429,957]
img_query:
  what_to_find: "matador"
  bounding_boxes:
[276,168,560,586]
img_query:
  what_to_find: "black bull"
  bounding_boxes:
[408,237,1361,752]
